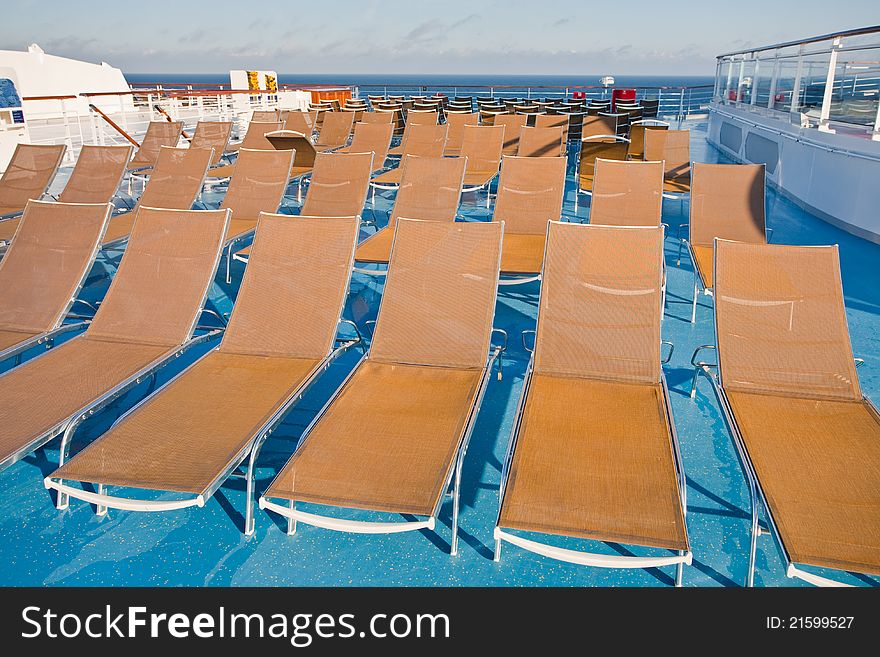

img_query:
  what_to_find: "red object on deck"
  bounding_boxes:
[611,88,636,110]
[572,91,586,100]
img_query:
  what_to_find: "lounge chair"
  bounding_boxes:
[534,114,569,141]
[46,213,362,533]
[494,222,691,584]
[690,240,879,587]
[190,121,233,166]
[442,112,480,157]
[356,155,466,269]
[460,124,505,204]
[263,130,319,184]
[102,146,214,247]
[573,132,630,213]
[492,156,566,283]
[284,110,315,137]
[0,206,229,475]
[677,163,765,322]
[232,151,374,267]
[251,110,279,122]
[0,143,66,239]
[627,120,669,160]
[370,124,447,188]
[126,121,183,171]
[388,114,444,157]
[517,126,566,158]
[215,148,296,282]
[335,121,394,170]
[589,158,664,226]
[208,122,283,179]
[0,200,111,363]
[260,219,505,554]
[1,144,116,245]
[493,115,528,156]
[644,129,691,196]
[360,111,394,125]
[314,112,355,152]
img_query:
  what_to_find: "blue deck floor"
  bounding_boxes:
[1,119,878,587]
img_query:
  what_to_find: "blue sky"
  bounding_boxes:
[2,0,875,74]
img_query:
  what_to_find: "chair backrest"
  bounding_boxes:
[715,240,860,401]
[285,110,315,136]
[492,115,528,155]
[582,115,618,140]
[690,163,765,247]
[220,148,296,221]
[316,111,355,145]
[252,110,278,122]
[86,207,229,348]
[460,125,505,172]
[406,110,438,126]
[301,152,374,218]
[220,214,359,360]
[492,156,565,235]
[129,121,182,168]
[399,123,448,158]
[535,222,664,384]
[58,145,130,204]
[0,144,66,210]
[590,159,664,227]
[517,126,566,157]
[190,121,233,165]
[645,129,690,180]
[579,140,629,180]
[534,113,569,139]
[239,121,284,150]
[136,146,213,211]
[361,111,394,125]
[348,122,394,168]
[0,200,110,334]
[627,122,668,158]
[443,112,480,155]
[389,155,466,228]
[370,219,503,369]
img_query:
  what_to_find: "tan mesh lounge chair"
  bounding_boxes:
[314,111,355,152]
[260,219,505,554]
[443,112,479,157]
[492,156,565,283]
[127,121,183,171]
[102,146,214,247]
[386,110,439,157]
[370,124,448,187]
[285,110,315,136]
[0,200,111,363]
[627,121,669,160]
[574,133,630,212]
[216,147,297,282]
[494,222,691,584]
[46,213,362,534]
[589,159,664,227]
[0,206,229,475]
[534,113,569,140]
[0,144,66,243]
[335,121,394,171]
[58,145,132,205]
[356,155,466,269]
[263,130,319,182]
[460,124,504,202]
[689,240,879,587]
[360,111,394,125]
[517,126,566,158]
[232,151,374,267]
[387,118,447,158]
[582,114,618,141]
[678,163,766,323]
[645,129,691,195]
[252,110,279,122]
[190,121,233,166]
[208,122,283,179]
[493,115,528,156]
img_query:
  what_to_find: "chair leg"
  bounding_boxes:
[676,239,684,266]
[287,500,297,536]
[224,243,233,285]
[675,554,684,587]
[691,271,699,324]
[450,453,463,556]
[747,479,760,587]
[96,484,108,516]
[493,538,502,562]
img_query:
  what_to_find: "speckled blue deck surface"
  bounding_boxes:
[0,120,878,587]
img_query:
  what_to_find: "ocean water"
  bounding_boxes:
[126,73,714,91]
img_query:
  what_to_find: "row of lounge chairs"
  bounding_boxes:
[0,127,876,587]
[0,195,876,587]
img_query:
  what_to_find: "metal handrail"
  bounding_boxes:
[716,24,880,58]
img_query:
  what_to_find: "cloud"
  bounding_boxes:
[552,18,570,27]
